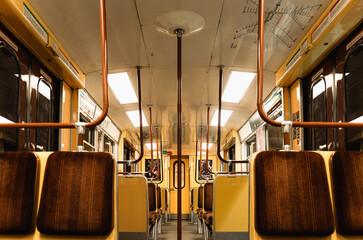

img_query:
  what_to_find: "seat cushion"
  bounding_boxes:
[203,183,213,212]
[148,183,157,212]
[333,151,363,235]
[255,151,334,236]
[0,152,38,234]
[37,152,114,235]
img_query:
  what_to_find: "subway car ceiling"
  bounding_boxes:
[15,0,361,152]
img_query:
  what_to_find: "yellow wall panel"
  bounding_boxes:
[118,176,148,233]
[214,176,249,232]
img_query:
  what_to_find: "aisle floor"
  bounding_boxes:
[157,220,203,240]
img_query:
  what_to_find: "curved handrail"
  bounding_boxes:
[150,126,160,181]
[206,106,248,175]
[0,0,109,129]
[216,66,250,165]
[256,0,363,129]
[117,66,144,164]
[194,139,203,184]
[199,126,208,180]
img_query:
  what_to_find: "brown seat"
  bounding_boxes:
[148,183,159,223]
[37,152,114,235]
[332,151,363,235]
[197,185,204,219]
[157,186,162,214]
[164,189,168,210]
[0,152,39,234]
[203,182,213,226]
[254,151,334,236]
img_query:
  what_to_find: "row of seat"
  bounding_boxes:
[191,182,214,239]
[0,151,116,238]
[251,151,363,239]
[148,182,168,239]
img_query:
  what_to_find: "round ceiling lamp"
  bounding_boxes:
[154,10,205,37]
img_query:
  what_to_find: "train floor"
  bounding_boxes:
[158,220,203,240]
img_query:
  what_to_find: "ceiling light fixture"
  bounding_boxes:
[222,71,256,103]
[126,110,148,127]
[108,72,138,104]
[211,109,233,127]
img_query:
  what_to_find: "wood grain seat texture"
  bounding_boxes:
[164,189,168,210]
[157,186,162,211]
[203,183,213,212]
[332,151,363,235]
[148,183,159,223]
[37,152,114,235]
[0,152,39,234]
[198,186,204,209]
[255,151,334,236]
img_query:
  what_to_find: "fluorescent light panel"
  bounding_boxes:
[126,110,148,127]
[211,110,233,127]
[202,143,213,150]
[108,72,138,104]
[145,143,157,150]
[222,71,256,103]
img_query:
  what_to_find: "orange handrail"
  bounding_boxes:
[205,106,248,175]
[256,0,363,129]
[150,126,160,181]
[0,0,108,129]
[199,126,208,180]
[216,66,250,167]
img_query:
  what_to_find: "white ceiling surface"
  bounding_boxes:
[28,0,331,152]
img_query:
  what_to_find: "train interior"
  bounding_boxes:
[0,0,362,239]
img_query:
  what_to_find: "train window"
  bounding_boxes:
[197,159,213,180]
[173,161,185,189]
[310,78,327,150]
[145,158,162,181]
[246,136,256,158]
[79,115,95,151]
[104,134,114,155]
[265,125,283,150]
[0,44,20,151]
[228,145,236,172]
[344,43,363,151]
[35,79,52,151]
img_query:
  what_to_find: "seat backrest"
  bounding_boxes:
[164,189,168,209]
[37,152,115,235]
[332,151,363,235]
[148,182,156,211]
[157,186,162,209]
[0,152,39,234]
[198,186,204,209]
[203,182,213,212]
[253,151,334,236]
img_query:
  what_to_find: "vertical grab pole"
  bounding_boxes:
[175,28,184,240]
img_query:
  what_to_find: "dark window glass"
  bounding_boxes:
[104,135,114,154]
[228,145,235,172]
[80,115,95,151]
[145,158,162,181]
[311,78,327,150]
[36,79,52,151]
[173,161,185,189]
[0,45,20,151]
[266,125,283,150]
[345,43,363,151]
[197,159,213,180]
